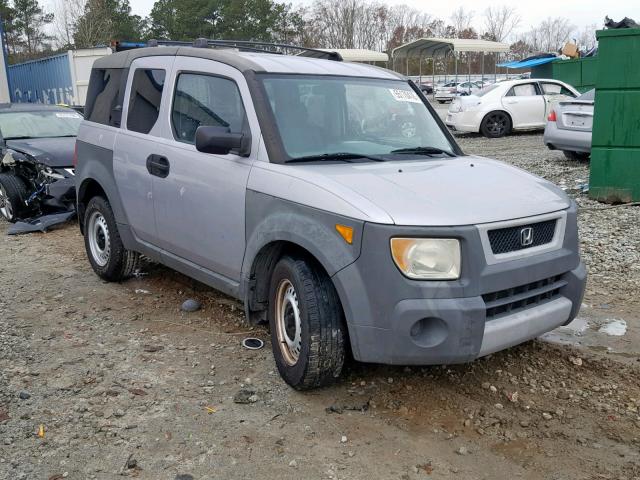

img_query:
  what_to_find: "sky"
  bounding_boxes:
[124,0,637,35]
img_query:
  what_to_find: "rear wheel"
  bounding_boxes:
[83,196,140,281]
[268,255,346,390]
[481,111,512,138]
[563,150,590,161]
[0,173,29,223]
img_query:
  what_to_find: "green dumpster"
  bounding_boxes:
[590,28,640,203]
[531,57,597,92]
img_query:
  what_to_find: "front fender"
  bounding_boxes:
[241,190,364,297]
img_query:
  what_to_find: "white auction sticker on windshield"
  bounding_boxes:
[56,112,81,118]
[388,88,422,103]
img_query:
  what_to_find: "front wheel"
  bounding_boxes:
[268,255,346,390]
[481,111,512,138]
[0,173,29,222]
[83,196,140,281]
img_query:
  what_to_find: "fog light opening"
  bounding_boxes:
[409,317,448,348]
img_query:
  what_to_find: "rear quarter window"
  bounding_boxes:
[127,69,166,134]
[84,68,125,127]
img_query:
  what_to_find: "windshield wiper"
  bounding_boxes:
[45,134,77,138]
[391,146,456,157]
[286,152,386,164]
[4,135,34,140]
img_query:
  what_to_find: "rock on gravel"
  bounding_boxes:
[181,299,202,312]
[233,389,258,404]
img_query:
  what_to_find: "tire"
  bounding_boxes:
[563,151,590,161]
[0,173,29,223]
[268,255,346,390]
[83,196,140,282]
[480,111,512,138]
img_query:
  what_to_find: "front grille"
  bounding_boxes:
[488,219,557,254]
[483,275,567,320]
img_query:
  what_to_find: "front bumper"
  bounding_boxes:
[43,172,76,210]
[332,204,586,365]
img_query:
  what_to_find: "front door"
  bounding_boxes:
[151,57,257,281]
[538,81,577,117]
[114,56,173,244]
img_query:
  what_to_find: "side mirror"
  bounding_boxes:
[195,125,251,156]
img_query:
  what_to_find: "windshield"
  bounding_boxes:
[260,75,455,161]
[0,110,83,140]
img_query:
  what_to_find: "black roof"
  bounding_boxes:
[0,103,74,113]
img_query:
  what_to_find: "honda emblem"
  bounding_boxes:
[520,227,534,247]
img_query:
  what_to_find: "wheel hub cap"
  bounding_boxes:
[0,185,12,220]
[275,279,302,366]
[88,211,111,267]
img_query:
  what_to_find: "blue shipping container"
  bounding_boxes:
[8,52,74,104]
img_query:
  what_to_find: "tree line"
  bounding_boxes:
[0,0,598,67]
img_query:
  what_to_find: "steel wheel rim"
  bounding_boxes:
[0,184,13,220]
[487,114,506,135]
[88,211,111,267]
[274,279,302,366]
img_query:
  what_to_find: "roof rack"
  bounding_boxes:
[141,38,343,61]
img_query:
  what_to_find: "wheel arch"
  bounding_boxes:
[77,178,107,234]
[242,237,354,328]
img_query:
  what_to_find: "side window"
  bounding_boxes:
[171,73,246,145]
[127,69,166,134]
[540,82,576,97]
[508,83,538,97]
[85,68,124,126]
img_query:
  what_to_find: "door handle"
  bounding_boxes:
[146,154,170,178]
[505,100,519,104]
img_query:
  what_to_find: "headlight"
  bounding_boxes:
[390,238,461,280]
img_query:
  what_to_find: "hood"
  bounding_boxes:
[5,137,76,168]
[294,156,571,226]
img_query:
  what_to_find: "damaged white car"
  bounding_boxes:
[445,79,579,138]
[0,104,82,225]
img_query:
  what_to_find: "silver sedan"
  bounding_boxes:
[543,89,594,160]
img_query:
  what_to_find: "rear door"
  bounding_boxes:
[538,81,578,118]
[114,56,173,244]
[501,82,545,128]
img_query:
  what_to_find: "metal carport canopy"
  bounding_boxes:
[392,38,511,58]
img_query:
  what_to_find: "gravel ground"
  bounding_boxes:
[1,131,640,480]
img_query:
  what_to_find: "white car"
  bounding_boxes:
[434,81,479,103]
[445,79,579,138]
